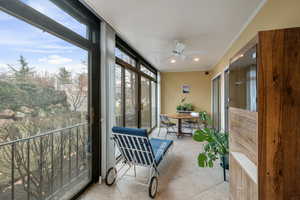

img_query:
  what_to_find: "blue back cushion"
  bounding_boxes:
[112,127,148,137]
[112,127,155,165]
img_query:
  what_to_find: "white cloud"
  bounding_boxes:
[40,44,75,50]
[65,63,87,74]
[0,63,9,74]
[38,55,72,65]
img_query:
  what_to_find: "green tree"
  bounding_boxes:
[57,67,71,85]
[66,73,88,112]
[8,55,35,82]
[0,81,69,113]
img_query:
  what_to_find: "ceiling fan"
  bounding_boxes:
[155,40,206,63]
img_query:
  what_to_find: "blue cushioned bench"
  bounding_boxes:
[150,138,173,165]
[106,127,174,198]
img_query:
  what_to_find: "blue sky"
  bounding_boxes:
[0,0,88,75]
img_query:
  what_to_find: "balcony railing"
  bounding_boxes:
[0,122,90,200]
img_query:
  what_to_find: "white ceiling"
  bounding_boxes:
[82,0,264,72]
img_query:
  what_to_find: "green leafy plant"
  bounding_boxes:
[176,97,194,111]
[193,128,229,168]
[193,111,229,168]
[183,103,193,111]
[176,105,183,111]
[198,111,212,128]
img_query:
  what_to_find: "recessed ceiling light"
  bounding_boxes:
[193,58,200,62]
[171,59,176,63]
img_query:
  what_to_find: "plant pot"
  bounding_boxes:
[220,154,229,170]
[177,110,192,114]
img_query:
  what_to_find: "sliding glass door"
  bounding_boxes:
[141,77,151,130]
[151,81,157,129]
[115,64,123,127]
[125,69,138,128]
[114,43,158,133]
[212,75,221,132]
[224,69,230,132]
[0,1,101,199]
[114,48,138,129]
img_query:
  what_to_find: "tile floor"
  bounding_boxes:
[79,128,229,200]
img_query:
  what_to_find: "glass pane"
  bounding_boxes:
[141,65,155,79]
[115,64,123,127]
[125,69,137,128]
[115,48,136,66]
[141,77,151,130]
[151,81,157,128]
[229,46,257,111]
[224,70,230,132]
[20,0,87,38]
[0,11,90,200]
[212,76,221,131]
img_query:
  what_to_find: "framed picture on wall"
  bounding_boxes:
[182,85,190,93]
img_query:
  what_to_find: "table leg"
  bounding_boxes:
[178,118,182,138]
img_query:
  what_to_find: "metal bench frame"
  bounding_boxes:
[105,132,173,198]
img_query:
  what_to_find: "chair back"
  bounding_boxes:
[112,127,156,167]
[160,114,171,125]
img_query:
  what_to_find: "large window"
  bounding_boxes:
[212,75,221,132]
[141,65,156,79]
[114,57,139,128]
[0,1,100,199]
[114,40,158,133]
[115,48,136,67]
[115,64,123,127]
[125,69,138,128]
[151,81,157,128]
[224,69,229,132]
[141,77,151,130]
[20,0,87,38]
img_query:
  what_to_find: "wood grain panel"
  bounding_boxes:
[230,154,258,200]
[258,27,300,200]
[229,107,258,165]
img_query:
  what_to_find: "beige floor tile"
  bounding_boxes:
[79,128,229,200]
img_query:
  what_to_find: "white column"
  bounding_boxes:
[157,72,161,127]
[100,22,116,179]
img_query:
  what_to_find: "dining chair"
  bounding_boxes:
[182,112,202,133]
[182,119,201,133]
[158,114,177,137]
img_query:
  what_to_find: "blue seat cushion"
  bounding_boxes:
[112,127,173,166]
[150,138,173,165]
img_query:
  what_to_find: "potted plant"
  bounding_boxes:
[183,103,193,111]
[198,111,212,128]
[193,112,229,181]
[176,97,194,113]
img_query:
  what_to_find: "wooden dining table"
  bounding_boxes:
[166,113,198,137]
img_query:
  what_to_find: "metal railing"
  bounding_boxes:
[0,122,90,200]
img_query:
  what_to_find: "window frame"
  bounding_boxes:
[115,36,158,133]
[211,74,222,132]
[0,0,102,199]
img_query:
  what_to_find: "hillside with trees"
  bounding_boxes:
[0,56,89,199]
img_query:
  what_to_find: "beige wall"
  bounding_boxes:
[160,71,211,114]
[161,0,300,118]
[211,0,300,76]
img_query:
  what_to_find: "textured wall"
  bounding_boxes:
[160,71,211,114]
[211,0,300,76]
